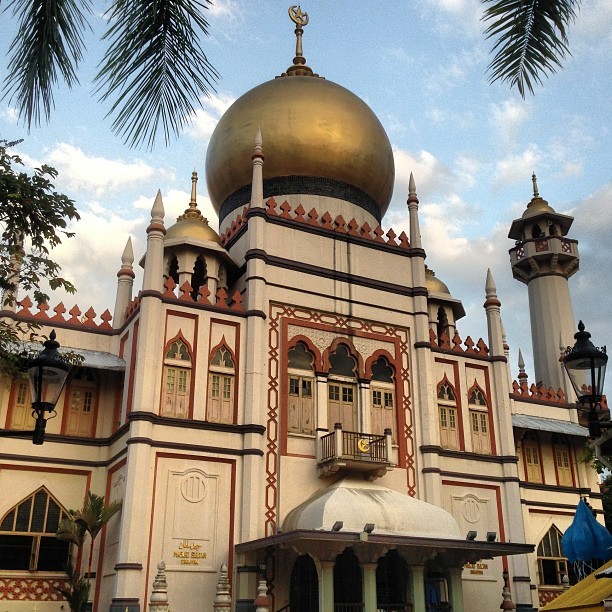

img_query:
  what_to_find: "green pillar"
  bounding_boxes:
[319,560,335,612]
[362,562,378,612]
[449,568,464,612]
[411,565,425,611]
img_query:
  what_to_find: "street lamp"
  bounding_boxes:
[563,321,608,439]
[1,330,70,445]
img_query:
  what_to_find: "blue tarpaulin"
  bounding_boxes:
[562,499,612,563]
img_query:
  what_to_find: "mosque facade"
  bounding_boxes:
[0,7,602,612]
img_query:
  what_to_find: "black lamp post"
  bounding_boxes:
[563,321,608,439]
[1,330,70,445]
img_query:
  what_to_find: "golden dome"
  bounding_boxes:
[165,171,221,244]
[205,75,395,222]
[165,217,221,244]
[425,267,451,295]
[522,172,556,218]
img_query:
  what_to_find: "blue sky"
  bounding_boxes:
[1,0,611,384]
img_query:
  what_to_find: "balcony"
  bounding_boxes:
[316,423,394,479]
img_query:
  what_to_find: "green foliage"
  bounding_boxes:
[482,0,580,97]
[2,0,217,148]
[579,442,609,475]
[0,139,80,376]
[55,492,122,611]
[55,562,91,612]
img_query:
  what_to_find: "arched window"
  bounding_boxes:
[468,383,491,454]
[327,345,358,432]
[8,377,34,431]
[523,431,543,483]
[162,338,192,419]
[552,434,574,487]
[190,256,207,300]
[168,255,179,285]
[377,550,408,609]
[0,487,70,571]
[334,548,362,608]
[64,367,97,437]
[437,378,459,450]
[207,345,235,424]
[437,306,449,346]
[287,342,315,435]
[537,525,575,587]
[290,554,319,611]
[370,356,396,441]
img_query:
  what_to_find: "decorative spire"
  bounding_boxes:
[177,171,208,224]
[518,349,528,384]
[149,560,170,612]
[213,563,232,610]
[250,128,265,208]
[525,171,552,212]
[484,268,503,356]
[532,172,539,198]
[407,172,422,249]
[485,268,497,298]
[282,6,317,77]
[122,237,134,268]
[152,190,165,224]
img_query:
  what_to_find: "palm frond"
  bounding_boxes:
[56,516,86,547]
[482,0,580,97]
[1,0,92,128]
[94,0,218,149]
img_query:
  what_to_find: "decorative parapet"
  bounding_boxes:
[510,380,567,404]
[429,329,490,356]
[161,278,244,311]
[219,197,411,251]
[10,296,113,330]
[0,577,69,601]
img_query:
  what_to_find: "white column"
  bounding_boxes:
[362,562,378,612]
[319,561,335,612]
[448,568,464,612]
[411,565,425,611]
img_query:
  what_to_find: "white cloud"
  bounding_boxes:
[454,155,481,188]
[392,147,452,201]
[1,106,18,124]
[489,99,531,147]
[493,146,542,188]
[187,93,236,142]
[37,144,164,196]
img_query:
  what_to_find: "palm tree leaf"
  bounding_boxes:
[94,0,218,148]
[56,516,86,546]
[482,0,580,97]
[1,0,92,128]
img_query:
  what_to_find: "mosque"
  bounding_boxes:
[0,6,603,612]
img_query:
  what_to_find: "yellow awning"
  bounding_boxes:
[540,561,612,611]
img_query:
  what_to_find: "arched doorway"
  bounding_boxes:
[334,548,363,609]
[377,550,409,610]
[290,554,319,611]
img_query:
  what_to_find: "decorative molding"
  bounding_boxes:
[125,438,264,457]
[127,411,265,435]
[0,577,69,601]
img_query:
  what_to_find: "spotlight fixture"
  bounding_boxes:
[486,531,497,542]
[331,521,344,532]
[466,530,477,540]
[363,523,375,534]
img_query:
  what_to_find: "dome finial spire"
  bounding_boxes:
[532,172,539,198]
[283,6,316,77]
[190,170,198,209]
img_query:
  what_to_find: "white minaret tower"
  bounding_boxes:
[508,174,579,393]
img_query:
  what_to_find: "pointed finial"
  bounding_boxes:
[253,127,264,159]
[485,268,497,296]
[518,349,525,371]
[190,171,198,208]
[152,190,165,222]
[122,237,134,266]
[532,172,539,198]
[407,172,418,203]
[284,6,316,77]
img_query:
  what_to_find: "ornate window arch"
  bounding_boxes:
[327,343,359,432]
[0,487,70,572]
[287,341,316,435]
[162,335,193,419]
[467,381,491,454]
[537,525,575,588]
[437,375,460,450]
[207,340,236,424]
[369,354,396,441]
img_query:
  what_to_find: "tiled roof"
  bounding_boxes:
[512,413,588,437]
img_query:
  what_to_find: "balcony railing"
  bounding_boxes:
[317,423,394,478]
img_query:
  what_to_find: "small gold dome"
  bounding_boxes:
[425,268,451,295]
[165,217,221,244]
[205,75,395,221]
